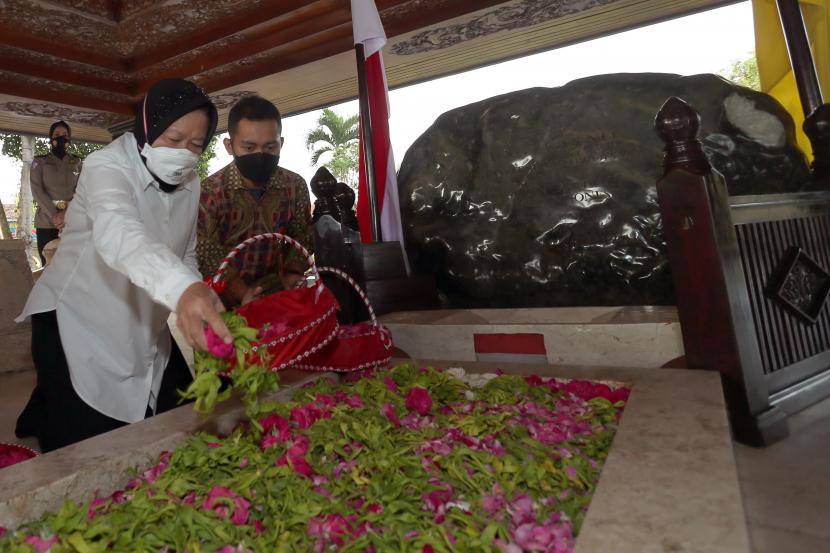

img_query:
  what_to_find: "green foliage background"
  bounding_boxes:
[305,108,360,190]
[0,133,217,179]
[719,52,760,91]
[0,133,103,160]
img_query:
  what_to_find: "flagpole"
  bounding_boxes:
[776,0,824,116]
[355,43,383,243]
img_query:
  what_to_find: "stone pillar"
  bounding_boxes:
[18,135,35,267]
[0,204,11,239]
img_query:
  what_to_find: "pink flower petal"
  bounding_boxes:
[201,486,250,526]
[333,459,358,478]
[493,539,522,553]
[381,403,401,428]
[205,327,235,359]
[142,451,171,484]
[345,394,364,408]
[24,536,58,552]
[290,457,314,478]
[405,387,433,416]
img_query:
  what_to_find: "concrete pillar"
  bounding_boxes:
[18,135,35,267]
[0,204,11,239]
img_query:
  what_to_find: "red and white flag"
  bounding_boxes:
[351,0,405,247]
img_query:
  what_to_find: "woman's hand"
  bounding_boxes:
[177,282,232,351]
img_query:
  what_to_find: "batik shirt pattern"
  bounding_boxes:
[197,162,313,294]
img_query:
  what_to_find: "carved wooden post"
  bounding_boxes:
[803,103,830,181]
[655,96,709,176]
[654,96,787,446]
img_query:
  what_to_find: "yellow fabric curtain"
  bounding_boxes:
[753,0,829,159]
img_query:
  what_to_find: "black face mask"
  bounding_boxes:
[235,153,279,183]
[51,136,69,158]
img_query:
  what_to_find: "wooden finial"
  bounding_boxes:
[804,103,830,181]
[654,96,710,176]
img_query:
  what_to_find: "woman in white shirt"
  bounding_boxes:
[16,79,232,452]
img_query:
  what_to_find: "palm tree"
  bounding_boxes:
[305,109,360,187]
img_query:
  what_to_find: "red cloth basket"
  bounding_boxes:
[296,267,393,373]
[205,233,340,372]
[0,442,39,469]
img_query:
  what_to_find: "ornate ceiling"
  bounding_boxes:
[0,0,738,141]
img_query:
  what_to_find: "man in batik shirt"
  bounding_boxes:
[197,96,312,308]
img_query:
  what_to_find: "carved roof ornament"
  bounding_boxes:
[0,101,129,128]
[390,0,618,55]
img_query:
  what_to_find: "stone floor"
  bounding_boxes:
[733,396,830,552]
[1,368,828,552]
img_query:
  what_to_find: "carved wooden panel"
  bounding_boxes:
[768,247,830,323]
[735,215,830,374]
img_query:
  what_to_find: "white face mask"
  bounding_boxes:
[141,143,199,185]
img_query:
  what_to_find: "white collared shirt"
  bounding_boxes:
[17,132,202,423]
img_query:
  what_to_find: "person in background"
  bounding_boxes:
[15,79,232,452]
[30,120,82,265]
[14,121,82,439]
[197,95,312,307]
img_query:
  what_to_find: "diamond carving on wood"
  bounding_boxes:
[768,247,830,324]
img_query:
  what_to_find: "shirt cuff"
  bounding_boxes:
[158,268,202,312]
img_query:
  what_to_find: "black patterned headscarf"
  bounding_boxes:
[134,78,217,151]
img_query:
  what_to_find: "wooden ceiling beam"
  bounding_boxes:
[0,57,134,97]
[0,81,135,116]
[0,25,128,72]
[178,0,509,99]
[236,2,351,46]
[128,0,328,72]
[135,12,353,93]
[0,0,518,114]
[198,32,355,95]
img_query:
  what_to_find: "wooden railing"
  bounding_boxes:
[655,96,830,446]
